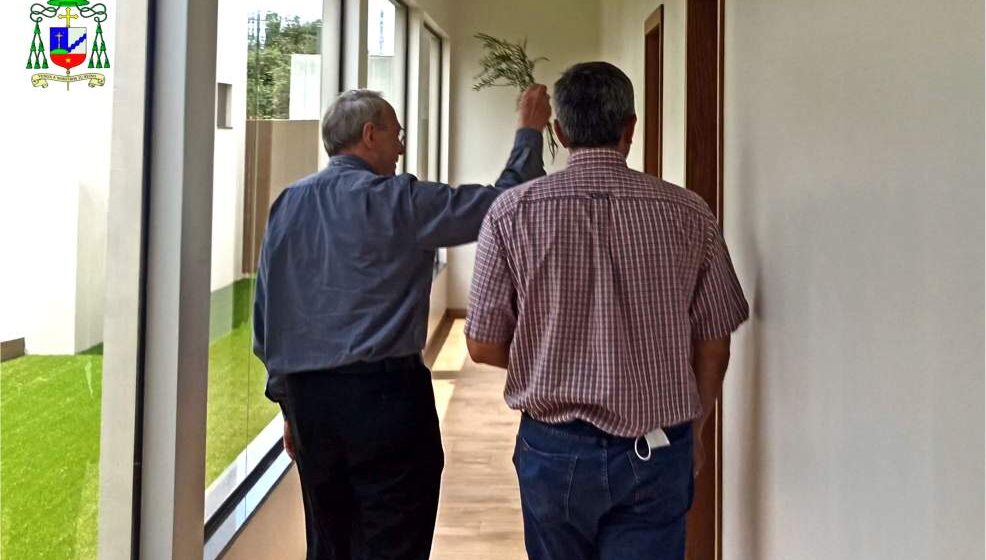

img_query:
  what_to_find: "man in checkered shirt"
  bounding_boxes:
[465,62,749,560]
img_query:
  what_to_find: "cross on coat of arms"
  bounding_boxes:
[26,0,110,89]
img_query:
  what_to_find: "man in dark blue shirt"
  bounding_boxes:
[253,85,551,559]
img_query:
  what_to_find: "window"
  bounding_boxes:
[418,25,448,272]
[366,0,408,171]
[205,0,326,549]
[217,83,234,129]
[417,26,443,182]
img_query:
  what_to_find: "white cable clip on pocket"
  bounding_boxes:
[633,427,670,462]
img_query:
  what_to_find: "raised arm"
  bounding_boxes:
[411,85,551,249]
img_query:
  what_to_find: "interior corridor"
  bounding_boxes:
[427,320,527,560]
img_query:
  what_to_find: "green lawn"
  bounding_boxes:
[0,280,278,560]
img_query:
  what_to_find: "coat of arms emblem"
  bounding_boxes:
[26,0,110,89]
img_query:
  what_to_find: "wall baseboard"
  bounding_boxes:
[447,308,466,319]
[423,312,455,368]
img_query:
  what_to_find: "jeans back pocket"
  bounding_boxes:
[513,435,579,524]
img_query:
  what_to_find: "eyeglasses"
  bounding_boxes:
[375,123,405,146]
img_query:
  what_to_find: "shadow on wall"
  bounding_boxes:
[724,134,765,559]
[733,279,764,560]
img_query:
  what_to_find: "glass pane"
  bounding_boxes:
[367,0,407,171]
[426,29,442,182]
[204,0,323,522]
[419,27,447,271]
[1,1,136,558]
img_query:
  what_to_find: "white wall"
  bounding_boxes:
[407,0,451,34]
[598,0,686,184]
[75,172,110,351]
[719,1,984,559]
[289,54,322,120]
[445,0,602,308]
[428,265,448,340]
[211,0,248,292]
[0,0,117,354]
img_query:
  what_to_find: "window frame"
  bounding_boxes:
[94,0,153,557]
[216,82,234,129]
[422,23,444,183]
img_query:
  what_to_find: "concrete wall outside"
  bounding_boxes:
[290,54,323,121]
[241,119,321,274]
[211,0,249,293]
[269,121,322,207]
[0,0,119,353]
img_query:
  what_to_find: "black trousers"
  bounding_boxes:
[281,355,444,560]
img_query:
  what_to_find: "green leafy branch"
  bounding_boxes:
[472,33,558,160]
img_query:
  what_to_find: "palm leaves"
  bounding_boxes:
[473,33,558,159]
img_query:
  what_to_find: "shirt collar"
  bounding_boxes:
[329,154,375,172]
[566,148,629,170]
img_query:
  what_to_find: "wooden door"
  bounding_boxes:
[684,1,726,559]
[645,1,726,559]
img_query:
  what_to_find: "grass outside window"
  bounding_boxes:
[0,279,277,560]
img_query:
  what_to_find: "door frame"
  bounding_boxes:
[644,5,664,178]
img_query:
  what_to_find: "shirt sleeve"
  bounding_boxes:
[411,128,544,249]
[465,212,517,343]
[689,220,750,340]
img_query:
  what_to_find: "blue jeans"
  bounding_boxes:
[513,414,694,560]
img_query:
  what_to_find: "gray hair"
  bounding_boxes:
[553,62,636,148]
[321,89,391,155]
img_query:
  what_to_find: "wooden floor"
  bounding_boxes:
[427,320,528,559]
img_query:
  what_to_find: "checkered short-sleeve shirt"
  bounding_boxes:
[465,148,749,437]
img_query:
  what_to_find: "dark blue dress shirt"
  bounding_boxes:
[254,128,544,401]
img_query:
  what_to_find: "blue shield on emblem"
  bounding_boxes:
[49,27,88,70]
